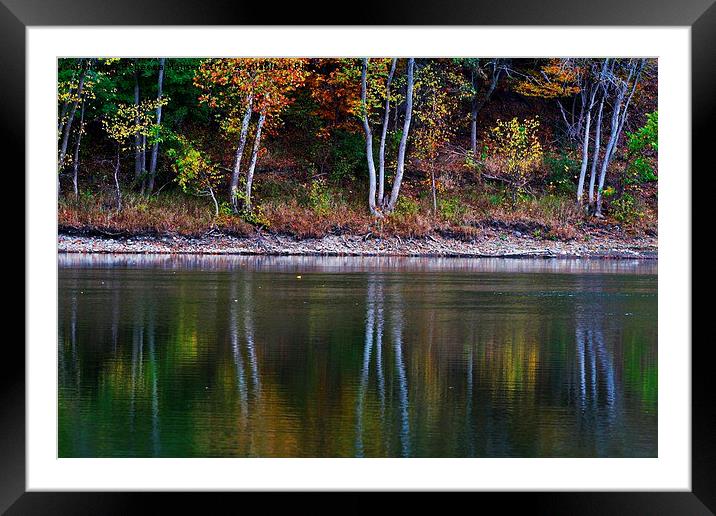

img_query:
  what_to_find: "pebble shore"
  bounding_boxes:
[58,232,658,259]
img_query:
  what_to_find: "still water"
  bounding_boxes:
[59,255,657,457]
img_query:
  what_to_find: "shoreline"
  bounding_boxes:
[58,231,658,259]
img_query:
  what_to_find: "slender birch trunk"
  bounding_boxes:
[608,60,644,166]
[595,91,625,217]
[385,58,415,213]
[470,95,478,157]
[146,57,165,195]
[114,148,122,211]
[140,134,147,189]
[576,88,598,204]
[377,58,397,207]
[229,94,254,210]
[58,62,80,134]
[588,94,604,207]
[72,100,85,198]
[430,166,437,215]
[58,59,86,171]
[595,60,643,217]
[244,110,266,211]
[470,66,500,157]
[208,186,219,217]
[134,65,142,181]
[361,58,380,217]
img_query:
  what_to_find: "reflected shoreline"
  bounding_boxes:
[59,253,657,275]
[59,255,657,457]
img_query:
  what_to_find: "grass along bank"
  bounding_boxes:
[59,174,657,258]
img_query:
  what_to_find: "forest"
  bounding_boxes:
[57,57,658,241]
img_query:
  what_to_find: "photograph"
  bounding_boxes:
[57,56,659,458]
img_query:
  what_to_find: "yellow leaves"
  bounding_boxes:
[412,63,460,161]
[487,117,543,179]
[101,97,169,147]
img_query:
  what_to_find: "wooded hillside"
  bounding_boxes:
[58,58,658,240]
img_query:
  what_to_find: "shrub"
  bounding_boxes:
[394,195,420,217]
[545,152,579,194]
[625,156,658,184]
[611,193,643,224]
[241,204,271,227]
[488,193,505,206]
[438,196,466,223]
[307,178,332,216]
[329,131,367,182]
[485,117,544,192]
[624,111,658,185]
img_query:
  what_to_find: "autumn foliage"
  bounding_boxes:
[57,57,658,239]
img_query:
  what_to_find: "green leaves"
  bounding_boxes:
[624,110,658,184]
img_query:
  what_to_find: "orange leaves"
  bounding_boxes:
[195,58,309,134]
[514,59,581,99]
[307,58,395,137]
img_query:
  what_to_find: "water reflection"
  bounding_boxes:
[58,255,657,457]
[59,253,657,275]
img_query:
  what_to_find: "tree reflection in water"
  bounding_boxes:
[58,257,657,458]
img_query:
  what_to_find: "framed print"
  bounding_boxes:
[6,0,714,513]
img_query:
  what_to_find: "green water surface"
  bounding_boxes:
[58,255,657,457]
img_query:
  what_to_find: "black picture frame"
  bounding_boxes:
[5,1,712,513]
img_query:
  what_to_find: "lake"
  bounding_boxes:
[58,254,657,457]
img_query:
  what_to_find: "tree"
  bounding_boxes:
[411,62,461,213]
[168,133,222,216]
[515,58,647,216]
[484,116,544,200]
[575,59,609,206]
[101,98,168,210]
[514,58,582,141]
[71,99,86,198]
[58,58,105,196]
[195,58,309,212]
[146,57,165,195]
[593,59,646,216]
[58,59,90,180]
[360,57,415,216]
[455,58,507,157]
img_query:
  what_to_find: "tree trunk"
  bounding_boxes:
[58,60,87,171]
[470,97,478,157]
[607,60,644,167]
[208,186,219,217]
[595,91,625,217]
[58,61,81,134]
[595,60,642,217]
[430,167,437,215]
[361,58,380,217]
[588,94,604,207]
[469,67,499,157]
[385,58,415,213]
[576,88,597,204]
[146,57,165,195]
[377,58,397,207]
[134,65,142,181]
[72,100,85,199]
[244,110,266,212]
[140,134,147,190]
[114,148,122,212]
[229,94,254,210]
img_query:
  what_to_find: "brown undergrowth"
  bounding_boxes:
[58,179,656,242]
